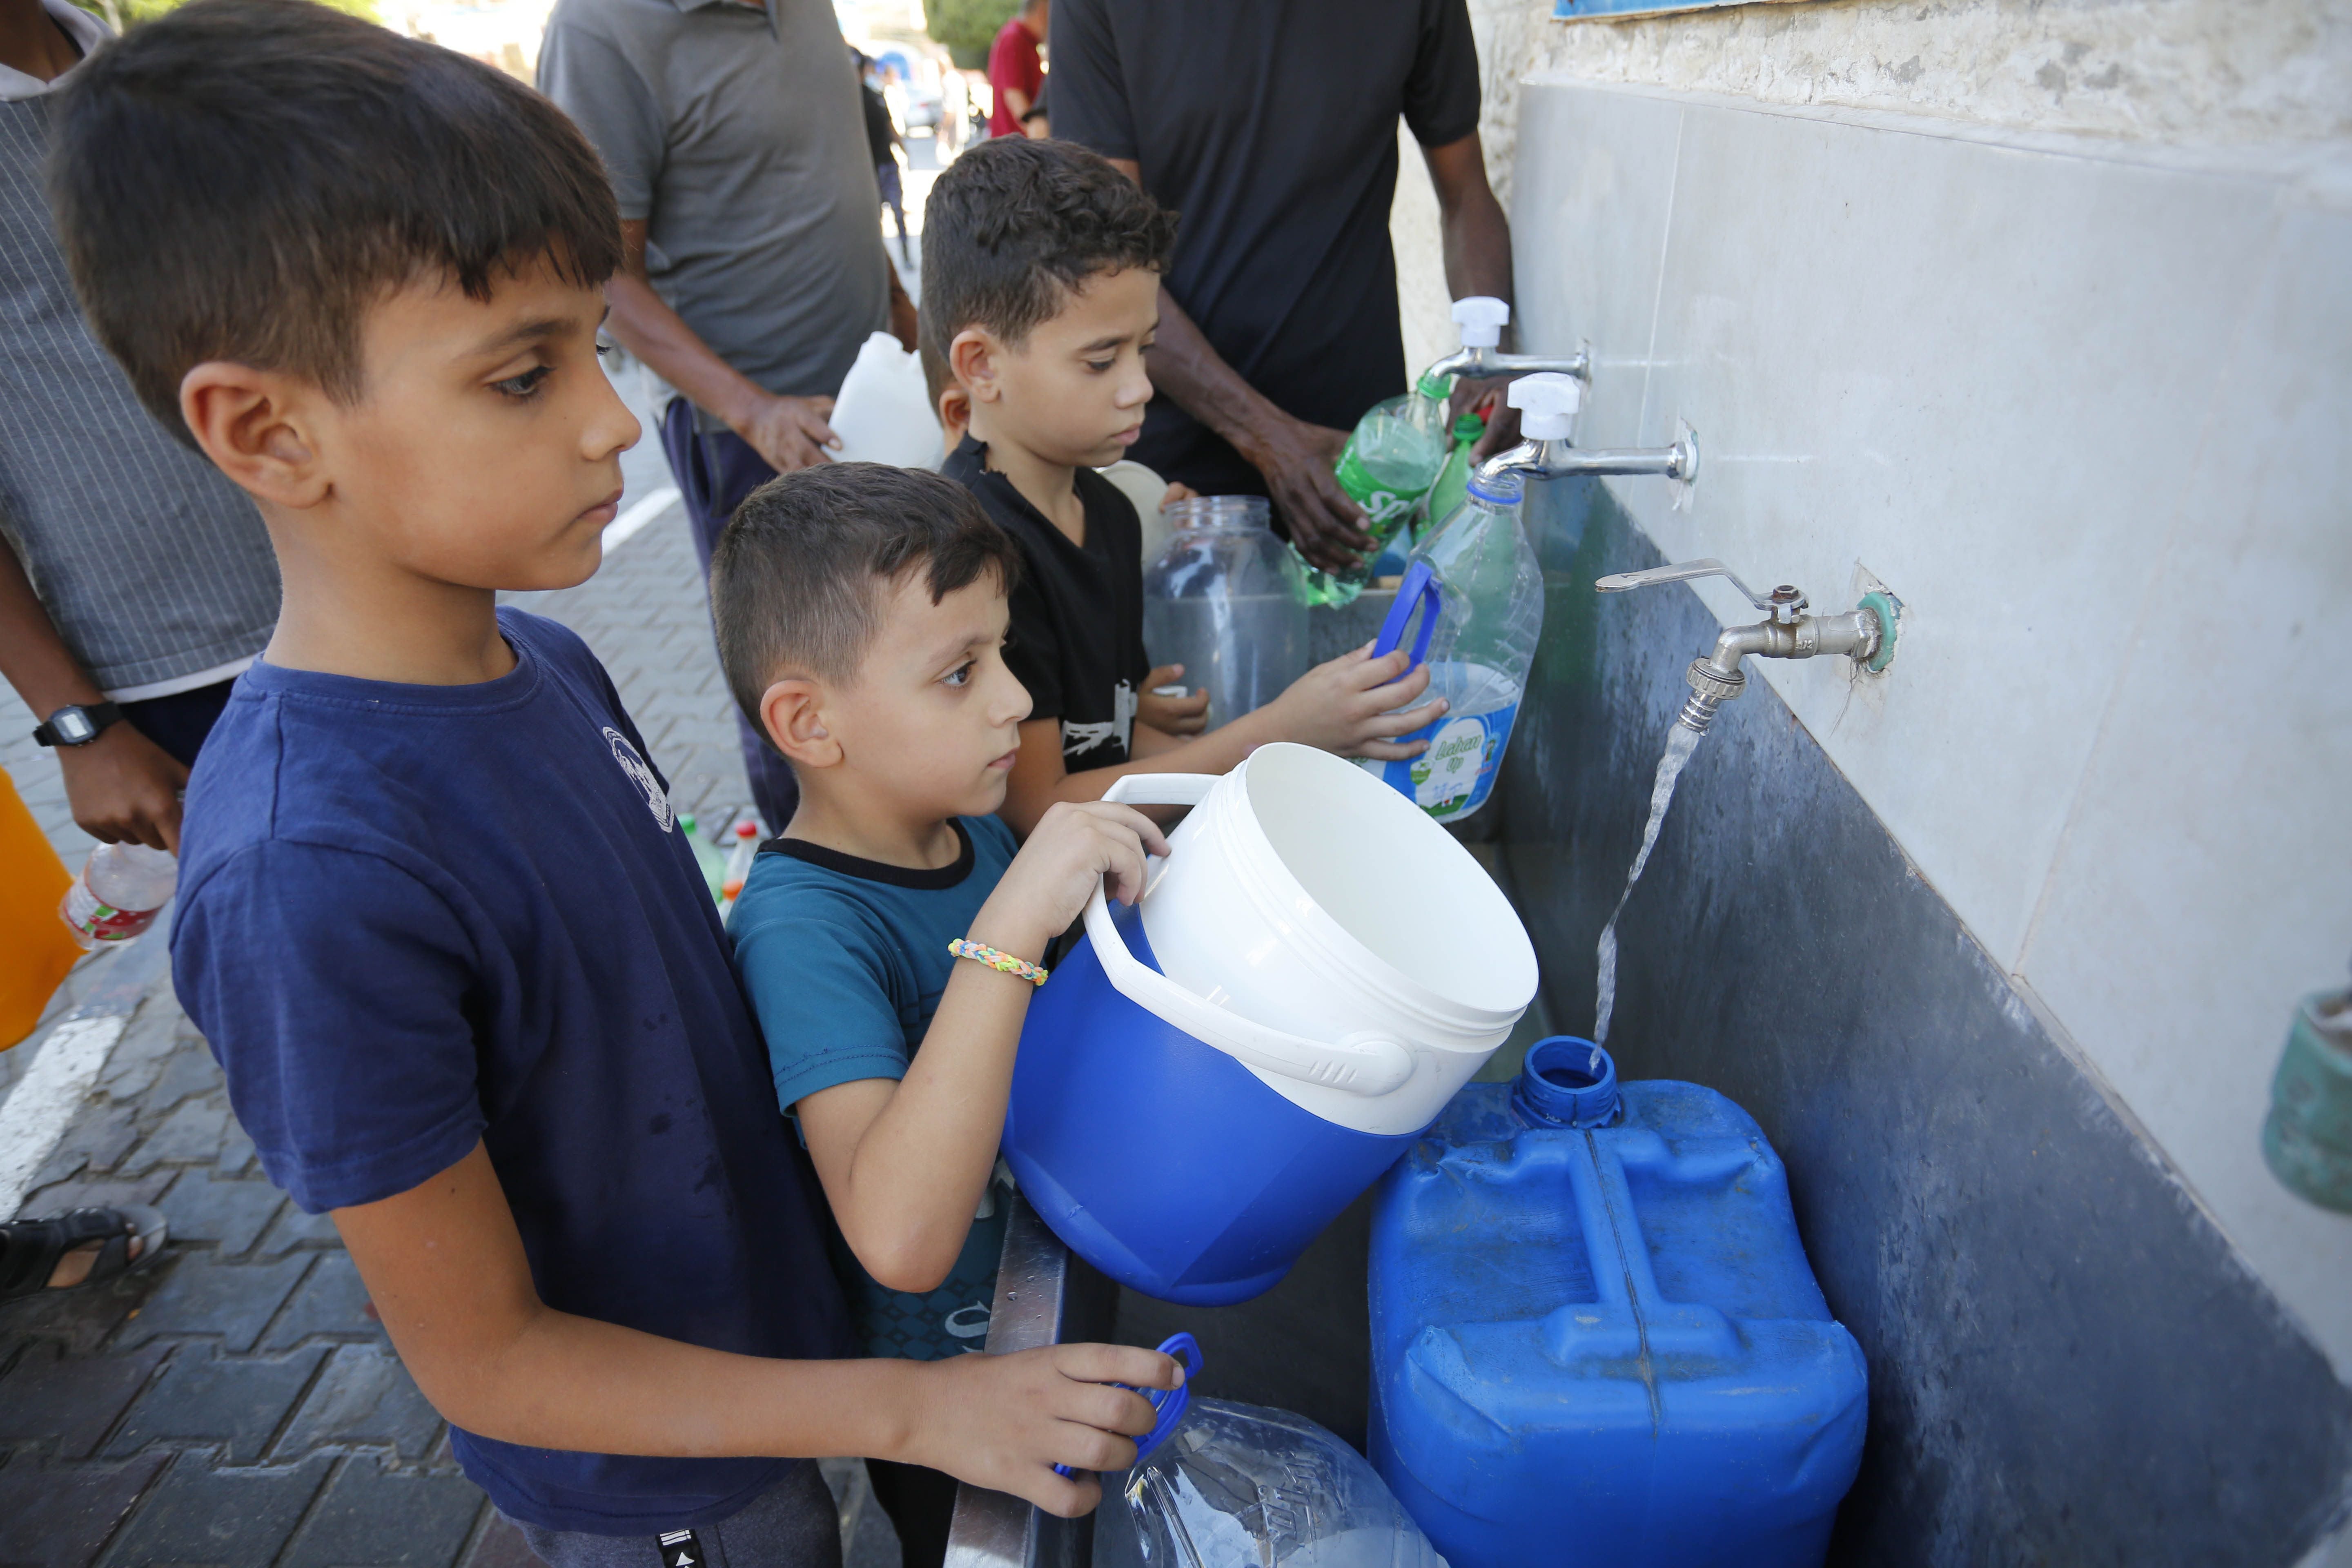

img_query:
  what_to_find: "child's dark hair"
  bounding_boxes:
[712,465,1023,728]
[47,0,622,444]
[918,137,1176,375]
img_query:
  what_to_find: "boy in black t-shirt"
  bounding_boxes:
[924,137,1446,834]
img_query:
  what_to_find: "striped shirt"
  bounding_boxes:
[0,5,278,701]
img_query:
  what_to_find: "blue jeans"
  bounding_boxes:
[658,397,800,836]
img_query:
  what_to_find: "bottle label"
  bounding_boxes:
[1366,702,1519,821]
[61,882,160,944]
[1334,439,1429,535]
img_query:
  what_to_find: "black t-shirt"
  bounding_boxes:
[1051,0,1481,499]
[861,84,896,167]
[943,435,1151,769]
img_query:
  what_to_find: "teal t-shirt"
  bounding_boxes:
[729,815,1020,1360]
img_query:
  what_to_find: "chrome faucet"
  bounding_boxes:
[1422,297,1593,383]
[1471,374,1700,490]
[1594,560,1900,734]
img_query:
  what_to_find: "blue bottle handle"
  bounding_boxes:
[1371,559,1439,677]
[1053,1331,1203,1477]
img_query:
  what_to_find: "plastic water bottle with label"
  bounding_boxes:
[60,842,178,949]
[1359,375,1575,824]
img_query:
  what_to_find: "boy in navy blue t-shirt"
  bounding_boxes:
[711,464,1167,1566]
[48,5,1177,1559]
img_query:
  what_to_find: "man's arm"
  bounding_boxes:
[1103,158,1370,573]
[604,220,843,472]
[1421,132,1527,459]
[334,1141,1176,1514]
[0,534,187,851]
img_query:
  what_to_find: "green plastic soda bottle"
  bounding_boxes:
[1419,409,1489,551]
[1291,370,1452,608]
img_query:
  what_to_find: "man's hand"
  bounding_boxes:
[731,392,841,473]
[1265,643,1443,761]
[1237,415,1368,572]
[900,1343,1180,1517]
[972,801,1168,960]
[1138,665,1209,736]
[1454,376,1523,461]
[56,721,187,853]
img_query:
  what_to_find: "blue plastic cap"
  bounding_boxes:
[1512,1036,1621,1128]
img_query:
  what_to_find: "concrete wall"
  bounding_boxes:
[1390,0,2352,1558]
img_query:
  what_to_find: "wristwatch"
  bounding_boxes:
[33,702,121,748]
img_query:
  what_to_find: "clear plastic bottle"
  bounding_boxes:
[1145,497,1311,732]
[1293,373,1452,610]
[719,819,761,909]
[1359,375,1577,824]
[1092,1398,1448,1568]
[59,842,178,949]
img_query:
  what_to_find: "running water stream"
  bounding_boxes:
[1593,725,1706,1045]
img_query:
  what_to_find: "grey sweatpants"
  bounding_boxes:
[512,1461,842,1568]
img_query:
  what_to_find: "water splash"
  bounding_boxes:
[1593,724,1706,1045]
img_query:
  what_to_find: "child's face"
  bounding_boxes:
[800,571,1033,821]
[210,254,638,593]
[960,265,1158,469]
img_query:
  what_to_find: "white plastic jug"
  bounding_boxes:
[829,331,942,469]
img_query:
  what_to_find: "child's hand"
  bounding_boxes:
[898,1342,1184,1516]
[1139,665,1210,736]
[971,801,1169,959]
[1264,642,1444,760]
[1159,481,1199,508]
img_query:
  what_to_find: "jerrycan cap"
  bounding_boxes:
[1509,373,1583,441]
[1452,295,1510,348]
[1512,1036,1621,1128]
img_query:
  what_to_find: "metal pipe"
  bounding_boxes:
[1424,343,1593,383]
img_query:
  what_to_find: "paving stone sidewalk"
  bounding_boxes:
[2,413,900,1564]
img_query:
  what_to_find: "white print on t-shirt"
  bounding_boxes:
[603,726,675,832]
[1060,680,1137,760]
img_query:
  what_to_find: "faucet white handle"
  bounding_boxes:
[1450,295,1510,348]
[1507,372,1583,440]
[1595,558,1809,621]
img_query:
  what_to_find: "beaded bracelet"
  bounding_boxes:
[948,938,1049,987]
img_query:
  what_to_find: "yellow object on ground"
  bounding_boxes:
[0,768,80,1049]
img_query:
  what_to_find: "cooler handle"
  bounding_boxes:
[1081,885,1414,1097]
[1370,559,1439,673]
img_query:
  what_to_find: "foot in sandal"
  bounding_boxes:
[0,1206,170,1302]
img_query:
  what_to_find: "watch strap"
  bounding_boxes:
[33,701,122,748]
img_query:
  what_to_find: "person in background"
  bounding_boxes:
[855,48,911,268]
[0,0,278,856]
[1019,78,1048,139]
[986,0,1045,140]
[1049,0,1522,572]
[539,0,919,835]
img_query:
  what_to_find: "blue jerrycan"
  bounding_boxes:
[1369,1037,1867,1567]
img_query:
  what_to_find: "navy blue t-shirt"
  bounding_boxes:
[170,610,850,1535]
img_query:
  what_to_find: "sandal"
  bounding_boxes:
[0,1205,170,1303]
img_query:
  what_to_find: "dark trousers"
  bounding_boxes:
[659,397,800,836]
[120,677,237,768]
[865,1459,958,1568]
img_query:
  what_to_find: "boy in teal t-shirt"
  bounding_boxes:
[716,462,1168,1565]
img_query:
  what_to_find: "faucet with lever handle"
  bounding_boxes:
[1594,559,1900,735]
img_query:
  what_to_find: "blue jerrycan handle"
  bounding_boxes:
[1054,1332,1203,1477]
[1371,560,1439,677]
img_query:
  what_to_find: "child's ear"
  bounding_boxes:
[760,677,841,770]
[949,327,1001,404]
[180,363,330,510]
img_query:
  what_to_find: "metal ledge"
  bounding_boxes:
[942,1194,1117,1568]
